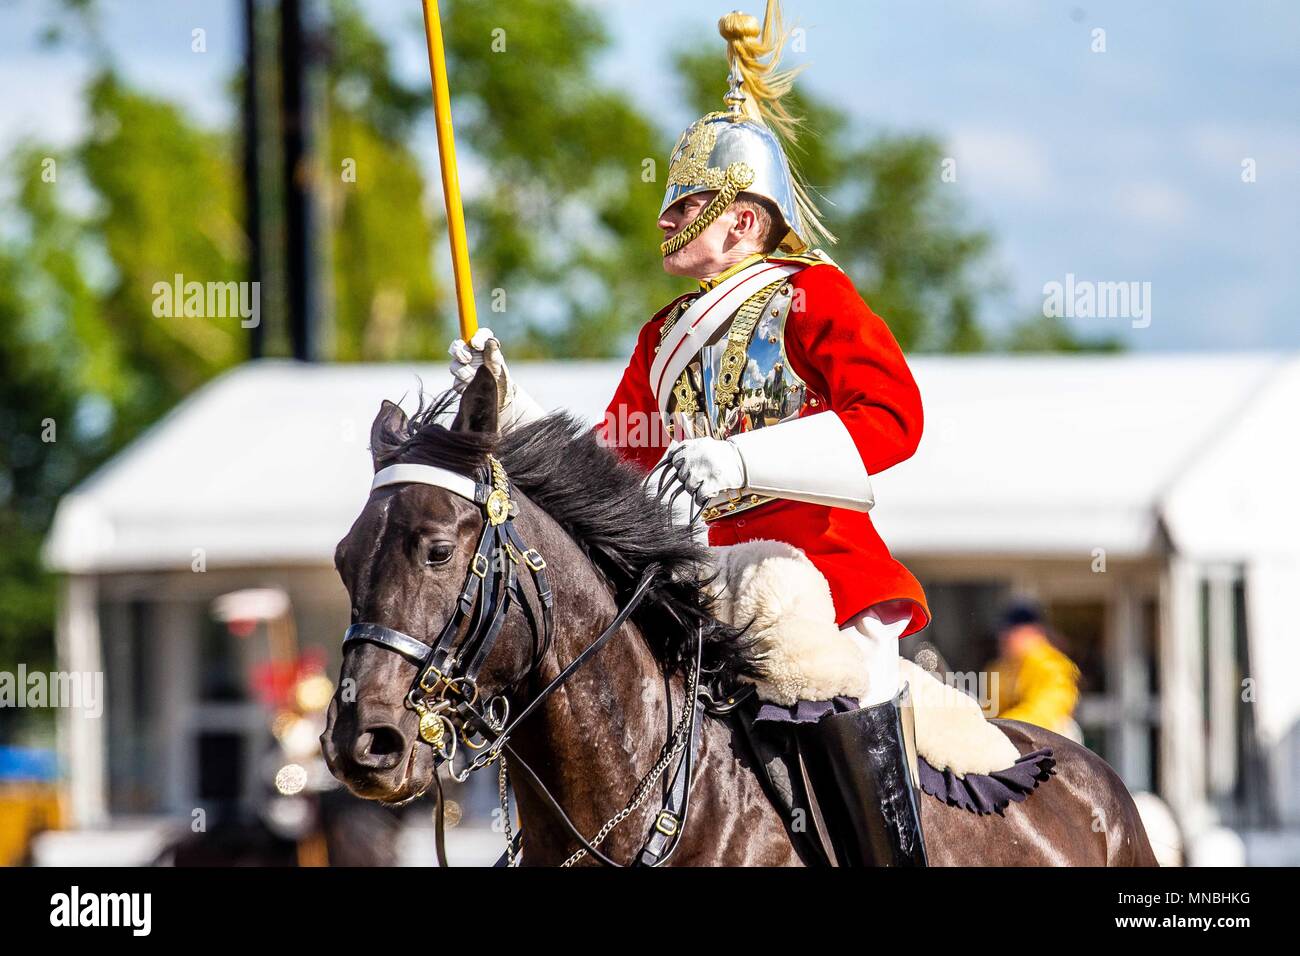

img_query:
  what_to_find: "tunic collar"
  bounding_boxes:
[697,252,768,292]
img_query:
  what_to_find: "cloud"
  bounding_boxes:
[947,127,1052,201]
[1188,123,1300,180]
[1115,180,1195,228]
[0,55,88,148]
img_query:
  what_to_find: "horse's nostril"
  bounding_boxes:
[367,724,405,756]
[353,724,406,770]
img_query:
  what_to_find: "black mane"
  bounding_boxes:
[370,391,755,682]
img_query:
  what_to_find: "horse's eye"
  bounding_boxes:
[424,542,455,567]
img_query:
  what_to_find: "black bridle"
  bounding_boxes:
[342,454,704,867]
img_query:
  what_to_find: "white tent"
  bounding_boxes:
[872,353,1290,558]
[43,360,621,573]
[47,354,1299,573]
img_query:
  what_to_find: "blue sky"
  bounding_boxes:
[2,0,1297,350]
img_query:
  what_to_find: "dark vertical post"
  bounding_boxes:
[278,0,321,362]
[243,0,265,359]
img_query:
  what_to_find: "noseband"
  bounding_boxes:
[342,453,705,867]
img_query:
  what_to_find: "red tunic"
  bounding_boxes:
[597,261,930,636]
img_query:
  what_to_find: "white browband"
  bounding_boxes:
[371,463,481,503]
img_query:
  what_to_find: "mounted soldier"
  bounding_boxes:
[450,0,931,865]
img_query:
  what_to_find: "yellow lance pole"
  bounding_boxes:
[421,0,477,340]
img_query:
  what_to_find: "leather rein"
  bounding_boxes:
[341,454,706,867]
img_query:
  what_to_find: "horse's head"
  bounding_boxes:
[321,368,537,803]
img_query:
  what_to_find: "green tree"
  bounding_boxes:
[1,4,252,728]
[676,44,1118,354]
[0,145,114,719]
[1003,314,1123,353]
[78,73,247,435]
[675,44,995,352]
[0,82,244,738]
[325,0,444,360]
[442,0,678,357]
[0,240,95,679]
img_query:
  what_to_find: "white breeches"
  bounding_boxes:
[843,602,912,706]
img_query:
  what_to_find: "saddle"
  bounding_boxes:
[721,688,1056,865]
[707,541,1023,773]
[704,541,1057,863]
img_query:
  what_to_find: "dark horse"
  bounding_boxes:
[322,369,1156,866]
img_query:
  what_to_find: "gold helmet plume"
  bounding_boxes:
[717,6,803,147]
[660,1,834,257]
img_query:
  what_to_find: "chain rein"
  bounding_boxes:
[561,642,700,867]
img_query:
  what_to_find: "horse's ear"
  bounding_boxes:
[451,365,500,435]
[370,400,409,471]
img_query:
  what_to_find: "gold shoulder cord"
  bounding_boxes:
[774,252,827,268]
[713,278,785,411]
[657,297,691,343]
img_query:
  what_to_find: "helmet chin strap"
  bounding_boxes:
[660,162,755,258]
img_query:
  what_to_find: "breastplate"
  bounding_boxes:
[660,276,815,520]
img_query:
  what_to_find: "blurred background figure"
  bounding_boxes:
[0,746,61,866]
[156,588,400,866]
[988,600,1083,743]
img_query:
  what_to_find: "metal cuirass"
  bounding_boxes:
[660,274,819,520]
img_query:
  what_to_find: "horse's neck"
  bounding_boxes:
[505,514,682,865]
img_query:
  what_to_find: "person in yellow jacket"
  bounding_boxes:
[988,601,1081,735]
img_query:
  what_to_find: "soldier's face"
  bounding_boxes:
[659,192,751,280]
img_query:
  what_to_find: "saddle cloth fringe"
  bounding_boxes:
[707,540,1020,779]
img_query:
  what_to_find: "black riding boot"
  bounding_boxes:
[796,684,928,866]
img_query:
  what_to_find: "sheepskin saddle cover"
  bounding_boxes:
[705,539,1019,778]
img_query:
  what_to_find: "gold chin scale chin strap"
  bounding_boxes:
[660,162,756,258]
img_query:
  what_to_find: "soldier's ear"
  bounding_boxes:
[451,366,500,435]
[734,205,758,239]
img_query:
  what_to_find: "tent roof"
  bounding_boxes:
[44,354,1300,573]
[873,352,1295,557]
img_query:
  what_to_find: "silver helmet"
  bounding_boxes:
[659,72,809,257]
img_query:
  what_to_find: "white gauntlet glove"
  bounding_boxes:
[664,413,876,513]
[448,327,545,431]
[668,437,747,507]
